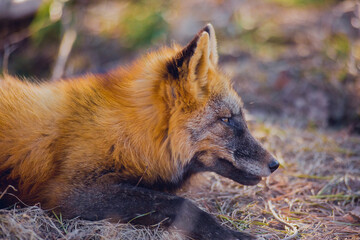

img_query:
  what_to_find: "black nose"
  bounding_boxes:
[268,158,279,173]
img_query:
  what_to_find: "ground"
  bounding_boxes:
[1,0,360,239]
[1,119,359,239]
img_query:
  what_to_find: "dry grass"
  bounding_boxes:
[1,116,359,240]
[1,0,359,239]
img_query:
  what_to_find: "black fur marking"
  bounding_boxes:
[201,25,210,36]
[166,35,198,79]
[108,144,115,155]
[208,158,261,186]
[166,59,180,79]
[59,183,255,240]
[166,25,210,79]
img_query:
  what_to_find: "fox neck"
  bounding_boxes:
[97,67,195,188]
[135,154,205,192]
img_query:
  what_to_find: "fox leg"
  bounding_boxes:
[57,183,255,240]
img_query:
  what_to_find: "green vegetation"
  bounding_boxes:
[119,0,169,49]
[267,0,335,7]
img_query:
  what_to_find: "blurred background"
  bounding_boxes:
[1,0,359,133]
[1,2,360,238]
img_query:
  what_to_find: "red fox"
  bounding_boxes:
[0,24,279,239]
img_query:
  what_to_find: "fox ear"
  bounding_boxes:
[166,24,218,99]
[166,24,218,79]
[206,23,218,65]
[187,31,210,83]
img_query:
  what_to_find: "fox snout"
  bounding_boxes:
[231,131,280,179]
[268,157,279,173]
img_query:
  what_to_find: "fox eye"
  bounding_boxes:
[220,116,244,134]
[220,117,230,123]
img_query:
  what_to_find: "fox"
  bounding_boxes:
[0,24,279,239]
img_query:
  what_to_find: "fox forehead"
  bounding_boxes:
[222,91,243,115]
[208,89,243,117]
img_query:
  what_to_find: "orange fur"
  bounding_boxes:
[0,45,196,205]
[0,24,275,214]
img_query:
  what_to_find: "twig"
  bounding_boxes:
[0,28,31,51]
[267,200,299,240]
[135,165,149,188]
[45,214,67,238]
[127,211,155,224]
[51,28,77,80]
[2,44,18,74]
[0,20,56,51]
[0,185,17,200]
[4,193,31,207]
[150,217,169,227]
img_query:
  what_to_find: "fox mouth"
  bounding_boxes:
[238,171,262,185]
[211,158,263,186]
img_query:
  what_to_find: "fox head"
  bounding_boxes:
[158,24,279,186]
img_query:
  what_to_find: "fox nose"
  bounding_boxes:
[268,158,279,173]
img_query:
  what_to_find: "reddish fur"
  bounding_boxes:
[0,24,275,216]
[0,46,197,204]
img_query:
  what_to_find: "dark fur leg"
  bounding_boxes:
[58,184,255,240]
